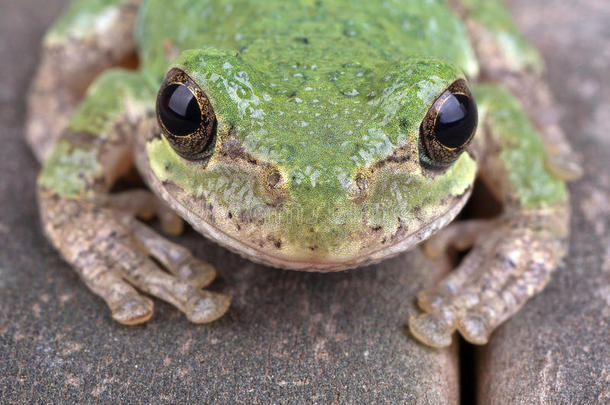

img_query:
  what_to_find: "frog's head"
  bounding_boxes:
[144,48,477,270]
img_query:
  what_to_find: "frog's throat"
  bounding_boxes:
[137,144,471,271]
[170,181,466,271]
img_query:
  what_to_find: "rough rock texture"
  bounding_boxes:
[478,1,610,403]
[0,0,607,404]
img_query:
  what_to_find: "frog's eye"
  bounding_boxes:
[420,79,477,168]
[156,68,217,160]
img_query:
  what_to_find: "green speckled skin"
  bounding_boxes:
[473,85,567,208]
[30,0,574,344]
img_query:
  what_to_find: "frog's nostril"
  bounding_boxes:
[266,169,282,189]
[356,173,368,191]
[352,171,372,203]
[263,168,288,206]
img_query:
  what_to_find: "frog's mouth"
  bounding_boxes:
[138,144,471,271]
[178,183,467,271]
[247,187,472,271]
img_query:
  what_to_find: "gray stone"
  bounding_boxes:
[478,1,610,404]
[0,2,457,403]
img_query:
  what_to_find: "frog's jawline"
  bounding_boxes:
[209,188,466,271]
[139,155,470,271]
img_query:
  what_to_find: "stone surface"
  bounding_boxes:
[478,1,610,403]
[0,2,458,403]
[0,0,608,404]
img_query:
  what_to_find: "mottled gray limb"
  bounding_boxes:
[410,207,567,347]
[132,220,218,289]
[26,0,140,162]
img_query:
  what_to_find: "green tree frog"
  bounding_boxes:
[27,0,581,347]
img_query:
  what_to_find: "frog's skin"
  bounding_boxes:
[27,0,580,347]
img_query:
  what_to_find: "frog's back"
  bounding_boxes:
[137,0,478,79]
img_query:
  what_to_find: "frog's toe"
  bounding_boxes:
[409,309,456,348]
[156,204,185,236]
[131,221,217,288]
[422,219,494,259]
[545,150,584,181]
[112,296,154,325]
[69,241,155,325]
[90,215,226,323]
[416,289,446,313]
[177,260,217,288]
[185,291,231,324]
[116,252,230,324]
[456,311,490,345]
[417,249,487,312]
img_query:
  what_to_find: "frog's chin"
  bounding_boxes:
[149,177,469,272]
[237,189,472,272]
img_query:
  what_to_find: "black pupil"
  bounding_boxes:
[159,83,202,136]
[435,93,477,149]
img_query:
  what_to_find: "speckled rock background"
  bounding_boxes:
[0,1,608,403]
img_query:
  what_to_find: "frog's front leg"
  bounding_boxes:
[27,0,140,161]
[409,85,570,347]
[38,70,230,324]
[450,0,582,181]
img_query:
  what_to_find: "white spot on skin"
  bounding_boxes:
[204,70,263,121]
[416,75,445,102]
[250,108,265,120]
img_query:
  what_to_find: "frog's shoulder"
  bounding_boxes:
[448,0,543,74]
[44,0,137,46]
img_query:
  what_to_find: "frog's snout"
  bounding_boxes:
[261,166,289,207]
[350,170,372,203]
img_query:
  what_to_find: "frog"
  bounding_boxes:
[26,0,581,348]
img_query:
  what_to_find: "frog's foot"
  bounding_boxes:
[41,196,230,325]
[410,213,566,347]
[106,189,184,236]
[544,148,584,182]
[130,220,218,290]
[422,219,494,259]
